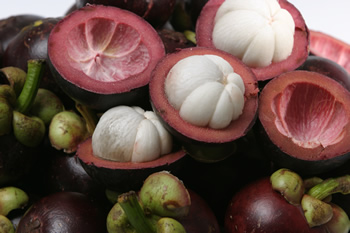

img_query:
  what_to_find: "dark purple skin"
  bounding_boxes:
[157,28,195,54]
[298,55,350,91]
[16,192,107,233]
[2,17,74,108]
[75,0,176,28]
[225,178,327,233]
[0,14,44,67]
[0,133,41,186]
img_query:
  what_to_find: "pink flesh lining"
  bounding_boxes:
[272,83,348,148]
[67,17,150,82]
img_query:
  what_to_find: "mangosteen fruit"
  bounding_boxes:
[298,56,350,91]
[195,0,309,81]
[0,14,44,67]
[149,47,259,162]
[75,0,176,29]
[257,70,350,175]
[77,105,188,192]
[157,28,195,54]
[309,30,350,74]
[225,168,350,233]
[47,4,166,111]
[16,191,107,233]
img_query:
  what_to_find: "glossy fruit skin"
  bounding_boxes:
[75,0,176,28]
[16,192,107,233]
[298,55,350,91]
[2,17,73,108]
[0,14,43,67]
[225,178,327,233]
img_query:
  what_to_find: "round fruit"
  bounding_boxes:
[149,47,259,162]
[196,0,309,81]
[224,177,328,233]
[309,30,350,74]
[298,55,350,91]
[16,192,107,233]
[257,70,350,175]
[47,4,165,111]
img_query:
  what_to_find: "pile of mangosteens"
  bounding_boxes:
[0,0,350,232]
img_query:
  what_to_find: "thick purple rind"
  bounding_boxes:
[254,120,350,176]
[76,137,189,192]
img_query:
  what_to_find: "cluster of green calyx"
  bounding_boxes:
[0,186,30,233]
[107,171,191,233]
[271,168,350,233]
[0,59,64,147]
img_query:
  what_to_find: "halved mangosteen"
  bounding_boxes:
[47,4,165,111]
[76,105,188,192]
[257,70,350,175]
[195,0,310,81]
[149,47,259,162]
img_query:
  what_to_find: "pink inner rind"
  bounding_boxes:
[273,83,348,149]
[259,70,350,161]
[68,18,150,82]
[48,5,165,94]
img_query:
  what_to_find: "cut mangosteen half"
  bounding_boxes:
[47,4,165,111]
[258,70,350,175]
[149,47,259,162]
[76,137,188,192]
[195,0,309,81]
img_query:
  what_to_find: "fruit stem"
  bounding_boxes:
[307,175,350,200]
[75,101,98,136]
[118,191,157,233]
[15,59,45,114]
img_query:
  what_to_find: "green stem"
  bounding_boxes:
[307,175,350,200]
[15,59,45,114]
[118,191,157,233]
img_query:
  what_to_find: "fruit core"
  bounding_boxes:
[213,0,295,67]
[165,54,245,129]
[272,83,348,149]
[92,106,173,163]
[67,17,150,82]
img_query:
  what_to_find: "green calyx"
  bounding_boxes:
[270,169,350,232]
[107,171,190,233]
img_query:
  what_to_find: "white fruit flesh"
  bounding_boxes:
[165,54,245,129]
[213,0,295,67]
[92,106,172,162]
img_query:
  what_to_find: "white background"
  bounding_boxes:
[0,0,349,44]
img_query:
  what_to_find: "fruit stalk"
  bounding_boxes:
[15,59,45,114]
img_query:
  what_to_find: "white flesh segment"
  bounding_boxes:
[143,111,173,155]
[209,90,235,129]
[165,56,223,109]
[225,82,245,119]
[213,0,295,67]
[179,82,224,127]
[166,55,246,129]
[92,106,172,162]
[92,106,143,162]
[131,119,161,163]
